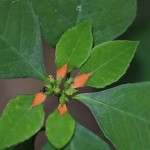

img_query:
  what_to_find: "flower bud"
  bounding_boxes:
[64,77,74,89]
[65,88,78,96]
[48,75,56,85]
[53,86,61,95]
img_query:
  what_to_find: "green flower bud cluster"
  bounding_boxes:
[44,75,62,96]
[44,75,78,105]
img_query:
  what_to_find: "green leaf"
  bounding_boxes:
[79,41,139,88]
[46,110,76,149]
[33,0,137,46]
[55,21,92,72]
[0,95,44,149]
[43,124,111,150]
[74,82,150,150]
[0,1,47,82]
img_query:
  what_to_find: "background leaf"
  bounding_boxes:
[33,0,137,46]
[43,124,111,150]
[74,82,150,150]
[6,136,35,150]
[79,41,138,88]
[0,95,44,149]
[55,21,92,72]
[0,0,47,82]
[46,110,76,149]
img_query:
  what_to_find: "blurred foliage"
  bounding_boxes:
[116,0,150,84]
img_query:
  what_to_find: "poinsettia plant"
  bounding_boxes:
[0,0,150,150]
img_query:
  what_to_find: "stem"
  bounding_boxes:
[66,72,71,80]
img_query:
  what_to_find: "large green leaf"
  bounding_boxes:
[46,110,76,149]
[74,82,150,150]
[0,95,44,149]
[79,41,138,88]
[33,0,137,46]
[43,124,111,150]
[55,21,92,72]
[0,1,47,82]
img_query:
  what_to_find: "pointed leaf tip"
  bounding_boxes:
[58,104,68,116]
[71,72,93,88]
[56,64,68,79]
[32,92,46,107]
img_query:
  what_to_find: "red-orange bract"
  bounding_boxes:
[56,64,68,79]
[58,104,68,116]
[71,72,92,88]
[32,92,46,107]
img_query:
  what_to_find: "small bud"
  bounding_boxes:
[65,88,78,96]
[53,86,61,95]
[71,72,93,88]
[44,85,53,94]
[58,104,68,116]
[64,77,74,89]
[48,75,56,85]
[56,64,68,79]
[32,92,46,107]
[59,94,68,104]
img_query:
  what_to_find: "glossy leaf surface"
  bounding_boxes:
[43,124,111,150]
[0,1,47,82]
[33,0,137,46]
[56,21,92,72]
[75,82,150,150]
[46,110,76,149]
[0,95,44,149]
[79,41,138,88]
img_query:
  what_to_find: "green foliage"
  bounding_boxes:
[46,110,76,149]
[0,1,47,82]
[0,95,44,149]
[43,124,111,150]
[56,21,92,72]
[33,0,137,46]
[74,82,150,150]
[79,41,139,88]
[0,0,148,150]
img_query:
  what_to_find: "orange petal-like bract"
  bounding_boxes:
[58,104,68,116]
[71,72,93,88]
[56,64,68,79]
[32,92,46,107]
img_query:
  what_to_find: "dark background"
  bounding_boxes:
[0,0,149,149]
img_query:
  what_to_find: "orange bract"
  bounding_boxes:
[58,104,68,116]
[71,72,93,88]
[32,92,46,107]
[56,64,68,79]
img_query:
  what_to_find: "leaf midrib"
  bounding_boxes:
[76,95,150,124]
[76,0,84,24]
[93,45,133,74]
[0,36,46,80]
[0,105,32,147]
[66,26,88,66]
